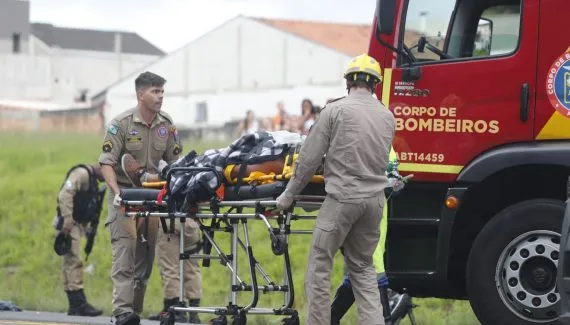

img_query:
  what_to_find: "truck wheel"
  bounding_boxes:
[466,199,564,325]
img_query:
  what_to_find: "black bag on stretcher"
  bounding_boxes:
[159,130,325,208]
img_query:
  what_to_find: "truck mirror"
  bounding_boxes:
[474,18,493,57]
[403,66,422,82]
[417,36,427,53]
[376,0,397,35]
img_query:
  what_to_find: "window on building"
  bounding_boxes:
[12,33,21,53]
[196,102,208,123]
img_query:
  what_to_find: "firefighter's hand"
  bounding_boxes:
[62,217,73,235]
[275,189,295,211]
[113,193,122,207]
[389,177,405,192]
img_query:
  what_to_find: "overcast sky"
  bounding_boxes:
[27,0,454,53]
[27,0,376,53]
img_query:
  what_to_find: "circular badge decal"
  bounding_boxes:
[546,48,570,117]
[157,126,168,138]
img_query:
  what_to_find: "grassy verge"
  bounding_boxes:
[0,132,480,324]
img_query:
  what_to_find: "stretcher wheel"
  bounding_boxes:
[159,311,175,325]
[271,234,288,256]
[210,315,228,325]
[231,312,247,325]
[281,313,300,325]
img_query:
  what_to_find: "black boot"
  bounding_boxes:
[330,281,355,325]
[379,286,393,325]
[169,298,189,323]
[188,299,201,324]
[388,289,412,323]
[116,312,140,325]
[66,289,103,317]
[148,298,169,321]
[149,298,188,323]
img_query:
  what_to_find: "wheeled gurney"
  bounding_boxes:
[118,137,412,325]
[120,150,327,325]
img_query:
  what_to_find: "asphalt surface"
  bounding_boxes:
[0,311,206,325]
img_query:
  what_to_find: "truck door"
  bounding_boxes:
[386,0,539,181]
[534,0,570,140]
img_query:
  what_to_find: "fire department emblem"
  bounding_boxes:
[546,47,570,117]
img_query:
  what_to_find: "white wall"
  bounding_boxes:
[104,16,352,128]
[0,40,11,53]
[0,39,29,54]
[0,53,52,99]
[0,35,161,103]
[50,48,160,97]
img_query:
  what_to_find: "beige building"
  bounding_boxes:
[0,99,102,133]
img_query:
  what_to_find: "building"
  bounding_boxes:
[94,16,373,139]
[0,99,101,133]
[0,0,164,104]
[0,0,29,54]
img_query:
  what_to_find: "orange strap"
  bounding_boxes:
[157,184,168,205]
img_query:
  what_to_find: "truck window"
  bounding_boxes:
[400,0,522,65]
[474,5,521,57]
[402,0,455,62]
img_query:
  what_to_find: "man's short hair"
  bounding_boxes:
[346,79,374,93]
[135,71,166,92]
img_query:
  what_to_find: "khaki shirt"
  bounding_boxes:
[58,167,90,220]
[287,88,395,201]
[98,107,182,187]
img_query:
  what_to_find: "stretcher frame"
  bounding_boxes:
[120,166,323,325]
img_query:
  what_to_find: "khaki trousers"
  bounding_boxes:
[304,195,385,325]
[106,190,158,316]
[156,220,202,300]
[62,223,87,291]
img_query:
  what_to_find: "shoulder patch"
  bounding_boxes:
[102,140,113,152]
[172,143,182,156]
[169,125,180,142]
[107,124,119,135]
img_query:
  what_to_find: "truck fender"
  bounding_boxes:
[457,141,570,183]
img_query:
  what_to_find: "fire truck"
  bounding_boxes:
[369,0,570,324]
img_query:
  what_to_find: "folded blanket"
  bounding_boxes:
[162,131,305,208]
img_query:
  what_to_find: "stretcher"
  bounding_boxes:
[120,148,327,325]
[119,149,410,325]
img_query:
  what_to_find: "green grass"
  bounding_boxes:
[0,132,481,324]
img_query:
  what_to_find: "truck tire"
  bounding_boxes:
[466,199,564,325]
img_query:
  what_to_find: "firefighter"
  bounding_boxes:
[98,71,183,325]
[331,173,413,325]
[120,153,203,324]
[53,163,106,317]
[275,53,395,325]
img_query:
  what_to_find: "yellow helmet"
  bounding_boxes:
[344,54,382,83]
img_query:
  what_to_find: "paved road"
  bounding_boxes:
[0,311,206,325]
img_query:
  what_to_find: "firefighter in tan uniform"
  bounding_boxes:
[98,71,182,325]
[54,164,105,317]
[276,54,395,325]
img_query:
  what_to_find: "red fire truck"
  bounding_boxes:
[369,0,570,324]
